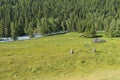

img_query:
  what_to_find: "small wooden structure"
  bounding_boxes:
[70,49,74,54]
[92,48,96,53]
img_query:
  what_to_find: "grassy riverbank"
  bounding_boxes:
[0,32,120,80]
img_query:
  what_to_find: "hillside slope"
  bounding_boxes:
[0,32,120,80]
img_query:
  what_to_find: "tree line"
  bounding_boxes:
[0,0,120,40]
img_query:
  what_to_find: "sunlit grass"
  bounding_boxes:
[0,32,120,80]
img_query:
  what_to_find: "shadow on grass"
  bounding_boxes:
[43,32,67,37]
[96,51,102,53]
[94,35,103,38]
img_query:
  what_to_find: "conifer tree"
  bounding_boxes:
[10,22,17,41]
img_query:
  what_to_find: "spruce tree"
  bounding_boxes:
[10,22,17,41]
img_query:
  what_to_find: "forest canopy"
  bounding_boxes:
[0,0,120,39]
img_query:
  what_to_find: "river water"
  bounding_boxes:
[0,34,42,42]
[0,31,67,42]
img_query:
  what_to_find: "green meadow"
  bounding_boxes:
[0,32,120,80]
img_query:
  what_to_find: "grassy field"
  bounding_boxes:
[0,32,120,80]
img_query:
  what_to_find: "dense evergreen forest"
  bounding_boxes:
[0,0,120,39]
